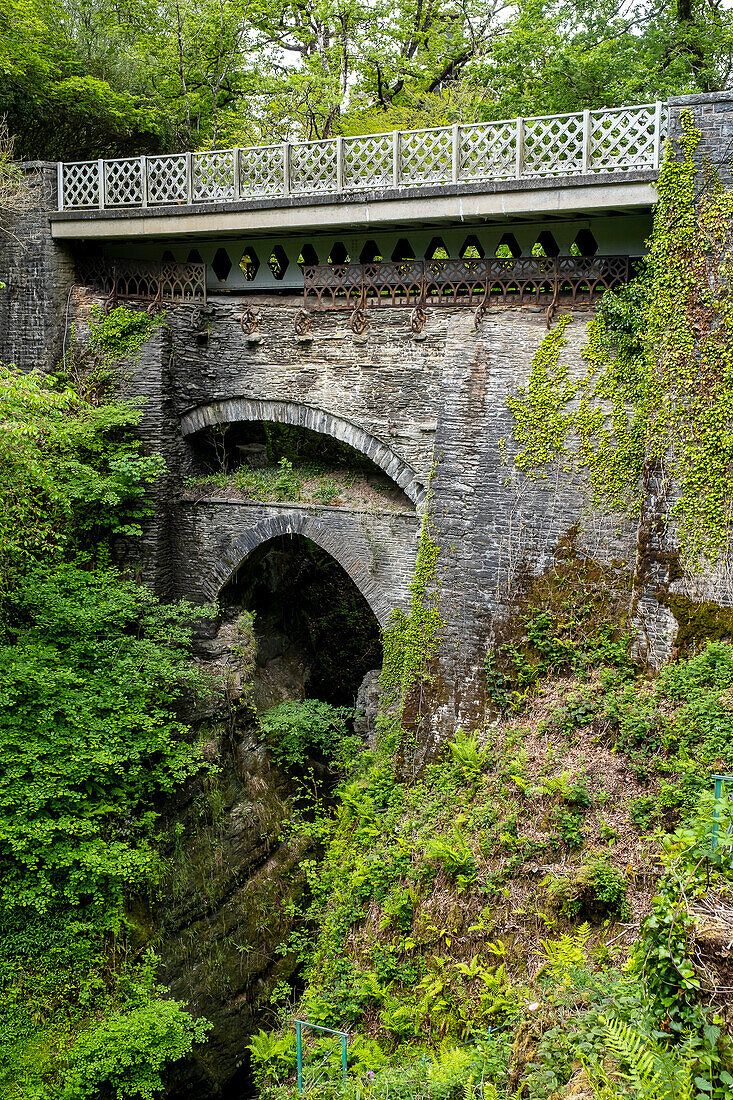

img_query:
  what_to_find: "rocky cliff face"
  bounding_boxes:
[139,613,315,1099]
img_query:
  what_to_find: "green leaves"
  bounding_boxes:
[0,362,162,594]
[259,698,352,769]
[0,564,206,919]
[60,957,211,1099]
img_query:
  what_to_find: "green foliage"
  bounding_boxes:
[448,729,488,782]
[379,505,442,739]
[0,563,205,917]
[60,959,211,1100]
[86,304,163,365]
[259,699,352,769]
[506,316,576,473]
[506,115,733,570]
[425,831,476,883]
[0,325,210,1093]
[0,364,163,593]
[248,1029,296,1088]
[541,856,629,921]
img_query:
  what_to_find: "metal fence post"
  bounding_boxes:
[336,135,344,192]
[233,149,241,199]
[341,1034,348,1081]
[283,143,291,196]
[97,159,104,210]
[296,1021,303,1094]
[653,101,663,170]
[186,152,193,204]
[393,131,401,188]
[712,775,725,851]
[57,162,64,211]
[582,109,591,173]
[140,156,148,208]
[515,117,524,178]
[452,123,460,183]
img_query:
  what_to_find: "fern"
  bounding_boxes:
[599,1016,695,1100]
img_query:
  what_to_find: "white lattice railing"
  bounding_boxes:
[57,102,665,211]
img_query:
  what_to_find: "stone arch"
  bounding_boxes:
[180,398,424,506]
[209,512,393,626]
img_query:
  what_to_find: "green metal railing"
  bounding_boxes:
[711,774,733,852]
[295,1020,349,1095]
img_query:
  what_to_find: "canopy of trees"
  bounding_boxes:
[1,0,732,159]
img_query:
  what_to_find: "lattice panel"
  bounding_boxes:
[57,102,664,209]
[365,261,424,306]
[523,114,584,176]
[460,122,517,181]
[291,140,339,194]
[78,257,206,303]
[147,154,188,205]
[193,151,236,201]
[62,161,100,208]
[589,105,658,171]
[240,146,286,197]
[159,261,207,300]
[343,134,393,190]
[104,159,143,206]
[400,129,453,186]
[302,257,633,311]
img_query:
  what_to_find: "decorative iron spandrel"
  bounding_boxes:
[303,257,633,312]
[79,258,207,305]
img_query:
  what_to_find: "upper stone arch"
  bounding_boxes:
[209,512,395,625]
[180,398,424,506]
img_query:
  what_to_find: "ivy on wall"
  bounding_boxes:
[507,112,733,570]
[379,499,442,741]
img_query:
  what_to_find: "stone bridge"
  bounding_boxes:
[173,501,419,627]
[2,90,732,740]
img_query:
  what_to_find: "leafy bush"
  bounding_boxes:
[61,997,209,1099]
[259,699,352,769]
[448,727,488,780]
[0,564,206,918]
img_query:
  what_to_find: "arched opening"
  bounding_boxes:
[185,419,416,512]
[181,400,424,506]
[222,534,382,708]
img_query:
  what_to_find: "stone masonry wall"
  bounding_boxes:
[172,500,419,626]
[99,293,637,747]
[0,163,75,371]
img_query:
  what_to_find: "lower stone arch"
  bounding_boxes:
[210,513,393,626]
[180,398,424,506]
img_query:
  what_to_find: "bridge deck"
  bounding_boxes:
[51,103,664,240]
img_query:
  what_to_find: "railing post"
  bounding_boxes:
[582,109,591,173]
[341,1034,348,1081]
[282,142,291,195]
[393,131,401,188]
[653,101,663,169]
[140,156,148,208]
[57,162,64,211]
[233,148,241,199]
[452,123,460,183]
[336,135,344,192]
[97,159,104,210]
[515,118,524,178]
[186,152,193,204]
[296,1021,303,1094]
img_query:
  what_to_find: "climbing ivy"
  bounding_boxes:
[507,112,733,570]
[379,500,442,737]
[506,315,576,474]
